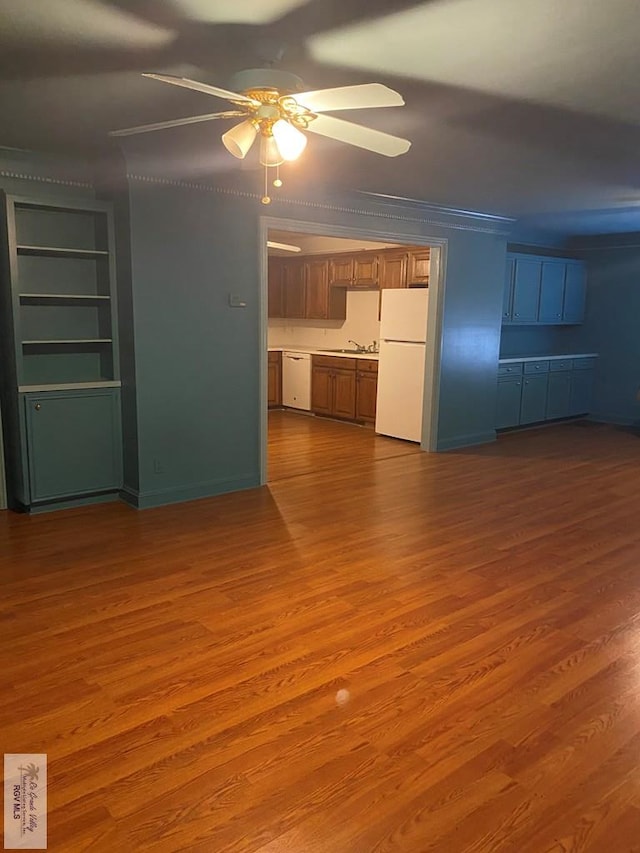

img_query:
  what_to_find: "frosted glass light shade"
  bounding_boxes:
[221,120,257,159]
[259,135,284,166]
[272,119,307,161]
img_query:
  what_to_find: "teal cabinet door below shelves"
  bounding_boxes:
[520,375,548,424]
[24,389,122,502]
[569,370,594,416]
[496,377,522,429]
[546,372,571,420]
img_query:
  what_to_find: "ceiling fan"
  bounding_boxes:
[110,68,411,203]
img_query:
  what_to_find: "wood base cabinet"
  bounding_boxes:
[311,356,356,420]
[268,351,282,408]
[356,361,379,423]
[312,356,378,424]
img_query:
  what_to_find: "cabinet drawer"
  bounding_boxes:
[356,359,378,373]
[312,355,356,370]
[524,360,549,374]
[550,359,572,371]
[498,362,523,376]
[572,357,596,370]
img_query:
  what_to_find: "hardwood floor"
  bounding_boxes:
[2,415,640,851]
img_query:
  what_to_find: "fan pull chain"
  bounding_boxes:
[273,164,282,189]
[261,164,271,205]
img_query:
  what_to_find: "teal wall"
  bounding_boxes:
[123,176,263,506]
[120,154,511,505]
[570,236,640,425]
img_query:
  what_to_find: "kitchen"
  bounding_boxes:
[266,230,432,479]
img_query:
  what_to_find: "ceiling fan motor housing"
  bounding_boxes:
[229,69,306,96]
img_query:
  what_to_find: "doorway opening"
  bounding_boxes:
[260,219,446,485]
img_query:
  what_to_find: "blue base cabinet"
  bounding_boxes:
[22,389,121,504]
[496,357,595,430]
[520,374,548,424]
[503,254,586,326]
[496,376,523,429]
[569,361,595,416]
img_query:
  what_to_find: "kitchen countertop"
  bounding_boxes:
[268,345,379,361]
[499,353,598,364]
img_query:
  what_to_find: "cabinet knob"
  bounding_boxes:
[34,403,41,411]
[514,313,520,317]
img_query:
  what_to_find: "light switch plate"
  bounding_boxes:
[228,294,247,308]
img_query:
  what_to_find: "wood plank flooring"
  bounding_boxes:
[2,413,640,851]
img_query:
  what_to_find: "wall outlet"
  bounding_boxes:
[153,459,164,474]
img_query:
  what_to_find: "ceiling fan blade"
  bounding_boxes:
[306,114,411,157]
[291,83,404,113]
[142,73,259,105]
[109,110,245,137]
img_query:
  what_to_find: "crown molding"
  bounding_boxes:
[0,168,92,189]
[126,173,513,236]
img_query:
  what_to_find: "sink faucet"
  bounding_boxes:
[348,339,367,353]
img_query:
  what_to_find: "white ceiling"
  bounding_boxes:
[310,0,640,124]
[268,230,399,255]
[0,0,639,232]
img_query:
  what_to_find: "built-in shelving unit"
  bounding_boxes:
[0,192,122,509]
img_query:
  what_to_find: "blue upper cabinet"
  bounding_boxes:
[511,259,541,323]
[502,253,586,325]
[562,262,587,323]
[538,262,565,322]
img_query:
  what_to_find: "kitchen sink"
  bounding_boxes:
[322,348,365,354]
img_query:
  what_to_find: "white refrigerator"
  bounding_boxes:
[375,288,429,442]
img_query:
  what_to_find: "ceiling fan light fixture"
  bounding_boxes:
[259,134,285,167]
[221,120,258,159]
[272,119,307,161]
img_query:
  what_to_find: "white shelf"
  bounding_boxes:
[20,293,110,301]
[22,339,112,345]
[19,381,121,392]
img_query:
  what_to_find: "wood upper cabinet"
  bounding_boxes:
[305,258,346,321]
[329,255,354,287]
[407,249,430,285]
[328,252,378,288]
[273,258,346,320]
[267,257,284,318]
[379,251,408,289]
[352,253,379,287]
[305,258,329,319]
[282,259,306,319]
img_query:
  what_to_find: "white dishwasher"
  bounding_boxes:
[282,351,312,411]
